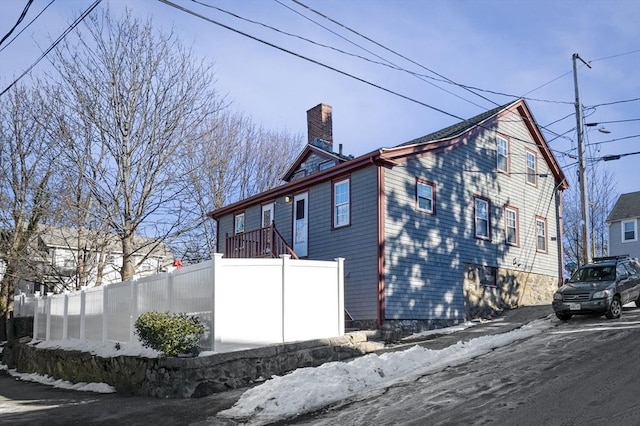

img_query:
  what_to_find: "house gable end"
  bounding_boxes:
[607,191,640,222]
[283,144,350,182]
[378,99,568,190]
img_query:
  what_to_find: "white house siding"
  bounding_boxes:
[608,219,640,260]
[306,166,380,323]
[384,113,561,321]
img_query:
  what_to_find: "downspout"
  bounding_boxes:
[556,187,565,286]
[215,218,220,256]
[375,155,385,329]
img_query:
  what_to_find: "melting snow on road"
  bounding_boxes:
[1,318,552,420]
[218,318,552,425]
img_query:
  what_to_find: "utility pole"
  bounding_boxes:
[573,53,591,265]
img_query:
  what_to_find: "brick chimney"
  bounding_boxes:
[307,104,333,148]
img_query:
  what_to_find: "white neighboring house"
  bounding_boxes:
[607,191,640,261]
[15,226,174,295]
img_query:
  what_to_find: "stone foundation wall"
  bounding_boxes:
[464,264,559,319]
[2,332,383,399]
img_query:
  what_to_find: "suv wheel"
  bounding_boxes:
[556,313,572,321]
[605,296,622,319]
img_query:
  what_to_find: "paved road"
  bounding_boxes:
[0,371,244,426]
[2,305,639,425]
[291,307,640,425]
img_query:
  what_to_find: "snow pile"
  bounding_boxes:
[219,318,552,425]
[2,365,116,393]
[28,338,161,358]
[400,320,481,341]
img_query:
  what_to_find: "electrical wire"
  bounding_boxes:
[590,50,640,63]
[0,0,102,98]
[0,0,56,53]
[587,98,640,108]
[159,0,467,121]
[288,0,499,108]
[161,0,576,175]
[0,0,34,47]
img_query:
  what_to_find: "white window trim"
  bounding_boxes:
[535,217,547,253]
[526,150,537,186]
[496,136,509,173]
[416,179,435,214]
[333,178,350,228]
[505,206,518,246]
[234,212,245,234]
[474,197,491,240]
[621,219,638,242]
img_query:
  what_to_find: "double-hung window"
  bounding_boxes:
[526,150,537,186]
[333,178,350,228]
[536,216,547,252]
[505,206,518,246]
[475,197,491,240]
[234,213,245,234]
[622,219,637,242]
[416,179,435,213]
[496,136,509,173]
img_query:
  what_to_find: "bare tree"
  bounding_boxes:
[563,162,618,269]
[49,8,223,280]
[0,83,60,339]
[176,110,303,262]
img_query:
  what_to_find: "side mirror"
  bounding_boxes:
[563,278,569,284]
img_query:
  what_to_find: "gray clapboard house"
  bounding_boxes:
[607,191,640,260]
[209,100,568,330]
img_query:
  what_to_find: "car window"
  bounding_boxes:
[570,266,616,282]
[617,264,629,279]
[623,262,638,276]
[627,260,640,275]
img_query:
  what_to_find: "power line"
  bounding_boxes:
[0,0,102,98]
[288,0,499,108]
[159,0,467,121]
[591,50,640,63]
[585,134,640,146]
[282,0,573,145]
[587,98,640,108]
[0,0,34,47]
[0,0,56,53]
[160,0,574,173]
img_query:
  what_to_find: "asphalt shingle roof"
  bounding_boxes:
[606,191,640,222]
[397,102,513,147]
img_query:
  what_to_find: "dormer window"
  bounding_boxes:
[319,160,336,171]
[292,169,307,181]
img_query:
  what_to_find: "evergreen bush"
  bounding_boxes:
[134,312,205,357]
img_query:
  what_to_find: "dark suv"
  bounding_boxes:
[552,255,640,321]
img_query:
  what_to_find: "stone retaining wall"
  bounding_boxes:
[2,332,382,399]
[464,264,559,319]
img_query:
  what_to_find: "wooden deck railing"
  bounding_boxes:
[225,223,298,259]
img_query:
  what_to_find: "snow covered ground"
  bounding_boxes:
[218,318,552,425]
[1,317,552,425]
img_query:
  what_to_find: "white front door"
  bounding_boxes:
[261,203,274,227]
[293,193,308,257]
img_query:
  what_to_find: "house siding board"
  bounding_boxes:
[217,197,293,255]
[307,166,379,321]
[608,219,640,259]
[383,114,561,320]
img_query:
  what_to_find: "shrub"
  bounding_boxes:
[134,312,205,357]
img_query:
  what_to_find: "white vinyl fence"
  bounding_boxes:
[14,254,345,353]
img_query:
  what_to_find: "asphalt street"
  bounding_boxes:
[0,304,590,426]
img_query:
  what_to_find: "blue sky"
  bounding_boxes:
[1,0,639,196]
